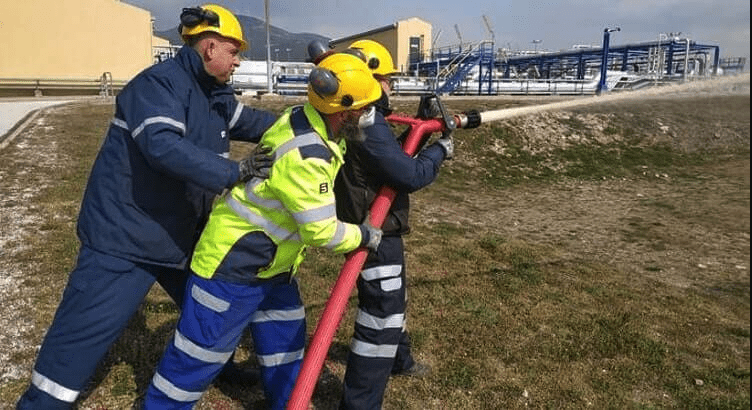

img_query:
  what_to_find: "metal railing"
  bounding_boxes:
[0,75,127,97]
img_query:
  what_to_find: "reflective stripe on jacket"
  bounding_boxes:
[76,45,276,268]
[191,103,363,282]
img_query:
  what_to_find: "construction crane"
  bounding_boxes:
[482,15,495,43]
[432,29,442,50]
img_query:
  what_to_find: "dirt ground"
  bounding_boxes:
[422,77,751,292]
[0,74,748,408]
[414,156,749,289]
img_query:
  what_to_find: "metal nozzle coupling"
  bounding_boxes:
[459,109,482,129]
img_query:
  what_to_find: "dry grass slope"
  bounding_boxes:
[0,74,748,409]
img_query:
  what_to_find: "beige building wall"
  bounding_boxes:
[153,36,171,48]
[395,18,432,73]
[330,17,432,73]
[1,0,156,82]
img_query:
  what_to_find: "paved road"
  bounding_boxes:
[0,99,76,137]
[0,99,79,150]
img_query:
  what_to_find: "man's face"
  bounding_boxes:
[204,37,242,84]
[331,109,363,142]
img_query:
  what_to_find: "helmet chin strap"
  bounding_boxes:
[374,91,392,116]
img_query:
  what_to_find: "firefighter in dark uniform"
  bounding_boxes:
[17,5,276,409]
[333,40,454,410]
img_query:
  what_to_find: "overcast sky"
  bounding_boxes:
[123,0,750,62]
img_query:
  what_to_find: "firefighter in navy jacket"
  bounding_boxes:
[334,41,453,410]
[17,5,276,409]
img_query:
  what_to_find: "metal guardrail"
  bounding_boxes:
[0,76,127,96]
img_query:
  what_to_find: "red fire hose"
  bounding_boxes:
[286,107,472,409]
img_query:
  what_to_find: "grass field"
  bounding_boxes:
[0,77,748,409]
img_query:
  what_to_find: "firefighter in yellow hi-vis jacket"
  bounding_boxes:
[143,53,383,410]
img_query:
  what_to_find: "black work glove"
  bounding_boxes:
[238,146,273,182]
[358,221,383,251]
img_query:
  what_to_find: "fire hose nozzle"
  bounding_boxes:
[458,109,482,129]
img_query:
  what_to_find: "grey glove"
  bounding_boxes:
[358,221,383,251]
[238,146,273,182]
[436,134,454,159]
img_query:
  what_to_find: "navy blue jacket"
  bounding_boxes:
[335,107,446,235]
[77,46,276,268]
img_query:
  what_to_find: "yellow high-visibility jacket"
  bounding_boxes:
[191,103,363,282]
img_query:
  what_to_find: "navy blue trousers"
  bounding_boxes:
[340,236,415,410]
[16,245,189,409]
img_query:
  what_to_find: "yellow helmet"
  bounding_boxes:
[348,39,398,77]
[308,53,382,115]
[179,4,247,50]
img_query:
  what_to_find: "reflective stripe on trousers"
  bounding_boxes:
[144,274,305,410]
[341,236,414,410]
[16,246,177,410]
[350,264,405,359]
[29,370,79,403]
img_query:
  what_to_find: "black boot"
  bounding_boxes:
[392,361,431,378]
[216,355,261,386]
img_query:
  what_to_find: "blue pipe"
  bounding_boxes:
[597,29,612,94]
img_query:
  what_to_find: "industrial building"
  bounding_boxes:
[1,0,167,97]
[233,17,433,95]
[1,2,742,98]
[260,20,738,97]
[329,17,432,73]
